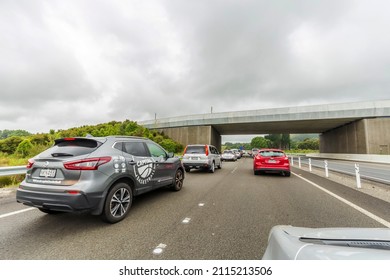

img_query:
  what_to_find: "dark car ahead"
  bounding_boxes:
[16,136,184,223]
[253,148,290,177]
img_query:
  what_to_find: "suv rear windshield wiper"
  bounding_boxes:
[300,237,390,250]
[51,153,74,157]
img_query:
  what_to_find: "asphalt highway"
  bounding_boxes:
[1,158,389,260]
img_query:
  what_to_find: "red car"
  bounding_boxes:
[253,149,290,177]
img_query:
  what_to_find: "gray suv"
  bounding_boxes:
[181,144,222,173]
[16,136,185,223]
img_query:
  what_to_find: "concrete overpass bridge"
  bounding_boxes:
[139,100,390,154]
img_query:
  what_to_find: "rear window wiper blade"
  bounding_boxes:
[300,238,390,250]
[51,153,74,157]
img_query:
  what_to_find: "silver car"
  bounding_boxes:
[181,144,222,173]
[262,225,390,260]
[221,150,237,161]
[16,136,185,223]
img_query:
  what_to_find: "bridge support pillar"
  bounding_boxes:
[157,126,222,152]
[320,118,390,154]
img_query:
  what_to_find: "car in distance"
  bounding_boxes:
[231,148,242,159]
[253,148,290,176]
[181,144,222,173]
[251,148,259,157]
[242,150,251,157]
[262,225,390,260]
[221,150,237,161]
[16,136,185,223]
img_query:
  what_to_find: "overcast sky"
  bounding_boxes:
[1,0,390,141]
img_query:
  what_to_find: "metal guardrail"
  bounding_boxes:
[0,166,27,177]
[289,155,390,185]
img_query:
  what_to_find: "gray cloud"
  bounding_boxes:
[1,0,389,134]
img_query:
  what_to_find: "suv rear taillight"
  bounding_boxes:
[205,145,209,156]
[64,157,112,170]
[27,159,35,169]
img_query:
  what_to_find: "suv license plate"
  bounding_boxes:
[268,160,277,163]
[39,169,57,178]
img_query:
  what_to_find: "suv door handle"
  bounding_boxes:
[128,161,136,165]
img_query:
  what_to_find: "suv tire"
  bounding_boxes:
[171,169,184,191]
[101,182,132,224]
[209,162,215,173]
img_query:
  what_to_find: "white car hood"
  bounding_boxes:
[262,225,390,260]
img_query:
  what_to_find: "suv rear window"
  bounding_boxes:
[39,138,102,158]
[184,145,206,154]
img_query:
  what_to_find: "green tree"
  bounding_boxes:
[160,139,180,153]
[0,136,24,154]
[15,139,34,157]
[264,134,282,148]
[30,134,52,146]
[297,138,320,150]
[281,134,290,150]
[251,136,270,149]
[0,129,31,139]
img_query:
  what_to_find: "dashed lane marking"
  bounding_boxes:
[152,243,167,255]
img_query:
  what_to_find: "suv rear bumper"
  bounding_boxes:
[254,167,290,172]
[16,187,103,213]
[182,159,211,169]
[182,163,211,169]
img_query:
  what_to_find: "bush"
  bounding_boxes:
[0,175,25,188]
[15,139,34,157]
[0,136,24,154]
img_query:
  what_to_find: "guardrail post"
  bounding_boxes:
[291,156,294,166]
[324,160,329,177]
[308,158,312,172]
[298,157,301,168]
[355,163,362,189]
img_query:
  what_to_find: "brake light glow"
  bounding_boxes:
[66,190,80,195]
[205,145,209,156]
[27,159,35,169]
[63,157,112,170]
[64,138,76,141]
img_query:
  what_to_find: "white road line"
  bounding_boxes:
[293,172,390,228]
[231,167,238,174]
[152,243,167,255]
[0,207,36,219]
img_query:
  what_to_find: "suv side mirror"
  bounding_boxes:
[167,152,175,158]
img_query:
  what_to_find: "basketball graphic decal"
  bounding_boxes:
[134,159,156,184]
